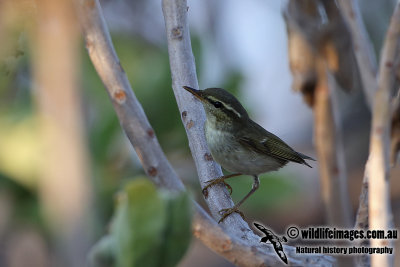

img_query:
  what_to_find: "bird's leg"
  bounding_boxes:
[218,175,260,223]
[202,173,242,197]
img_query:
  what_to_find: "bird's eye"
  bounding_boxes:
[213,101,223,108]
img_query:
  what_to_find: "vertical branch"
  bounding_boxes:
[161,0,250,233]
[368,2,400,266]
[31,0,92,265]
[313,59,352,227]
[354,171,370,266]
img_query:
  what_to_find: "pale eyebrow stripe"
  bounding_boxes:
[207,96,242,118]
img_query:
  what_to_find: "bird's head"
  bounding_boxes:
[182,86,248,127]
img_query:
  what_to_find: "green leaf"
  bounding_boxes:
[91,178,192,267]
[88,235,116,267]
[111,178,167,267]
[159,191,192,267]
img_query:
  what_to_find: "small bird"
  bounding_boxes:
[253,222,288,264]
[183,86,315,223]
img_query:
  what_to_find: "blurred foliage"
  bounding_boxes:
[89,178,192,267]
[191,35,243,98]
[97,35,186,151]
[0,173,42,227]
[229,173,298,213]
[0,116,41,188]
[81,34,191,229]
[0,30,31,116]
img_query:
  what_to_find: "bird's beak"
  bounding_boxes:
[182,86,204,101]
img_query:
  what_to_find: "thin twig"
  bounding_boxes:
[75,0,337,265]
[368,2,400,266]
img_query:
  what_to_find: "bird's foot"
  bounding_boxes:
[218,207,245,223]
[202,178,232,198]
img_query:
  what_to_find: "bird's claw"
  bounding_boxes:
[202,179,233,198]
[218,207,245,223]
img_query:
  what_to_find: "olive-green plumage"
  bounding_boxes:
[183,86,315,223]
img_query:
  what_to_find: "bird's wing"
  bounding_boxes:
[238,120,314,168]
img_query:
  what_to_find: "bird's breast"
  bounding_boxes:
[204,122,234,157]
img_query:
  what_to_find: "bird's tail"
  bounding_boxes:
[298,152,315,161]
[297,152,316,168]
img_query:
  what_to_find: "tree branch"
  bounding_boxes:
[161,0,249,233]
[76,0,336,265]
[77,0,184,192]
[367,2,400,266]
[313,59,352,227]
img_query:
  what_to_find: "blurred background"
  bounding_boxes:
[0,0,399,266]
